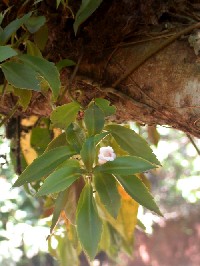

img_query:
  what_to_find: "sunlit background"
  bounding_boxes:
[0,125,200,266]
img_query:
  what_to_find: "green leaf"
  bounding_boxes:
[13,87,32,110]
[94,132,110,145]
[13,146,76,187]
[0,46,17,62]
[66,122,86,152]
[59,159,80,168]
[115,175,162,216]
[56,0,62,8]
[76,184,102,259]
[94,173,120,218]
[74,0,103,34]
[80,137,95,171]
[35,166,82,196]
[19,54,61,100]
[0,12,31,45]
[56,59,76,71]
[50,102,80,129]
[94,156,156,175]
[106,125,161,165]
[137,219,146,231]
[26,40,42,57]
[45,132,68,152]
[25,16,46,33]
[1,61,40,91]
[95,98,116,116]
[84,103,105,136]
[31,127,51,155]
[33,24,48,51]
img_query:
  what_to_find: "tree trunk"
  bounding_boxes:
[1,0,200,137]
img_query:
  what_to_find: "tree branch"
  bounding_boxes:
[112,22,200,88]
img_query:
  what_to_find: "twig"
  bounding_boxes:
[186,133,200,156]
[112,22,200,88]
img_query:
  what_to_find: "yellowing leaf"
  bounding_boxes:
[148,125,160,147]
[97,186,138,244]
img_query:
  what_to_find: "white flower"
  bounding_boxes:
[98,146,116,165]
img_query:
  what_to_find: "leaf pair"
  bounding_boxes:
[13,145,76,187]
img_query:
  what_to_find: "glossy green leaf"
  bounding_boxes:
[45,132,68,152]
[13,87,32,110]
[25,16,46,33]
[33,24,48,51]
[95,98,116,116]
[35,166,82,196]
[56,59,76,71]
[19,54,61,100]
[50,102,80,129]
[26,40,42,57]
[84,103,104,136]
[106,125,161,165]
[94,173,120,218]
[64,177,85,224]
[76,184,102,259]
[115,175,162,216]
[66,122,86,152]
[13,146,76,187]
[1,61,40,91]
[74,0,103,34]
[80,137,95,171]
[0,46,17,62]
[94,156,156,175]
[0,12,31,45]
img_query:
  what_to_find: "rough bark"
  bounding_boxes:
[1,0,200,137]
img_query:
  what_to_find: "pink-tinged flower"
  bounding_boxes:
[98,146,116,165]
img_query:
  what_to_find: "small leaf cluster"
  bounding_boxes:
[0,1,104,110]
[13,98,162,260]
[0,10,75,108]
